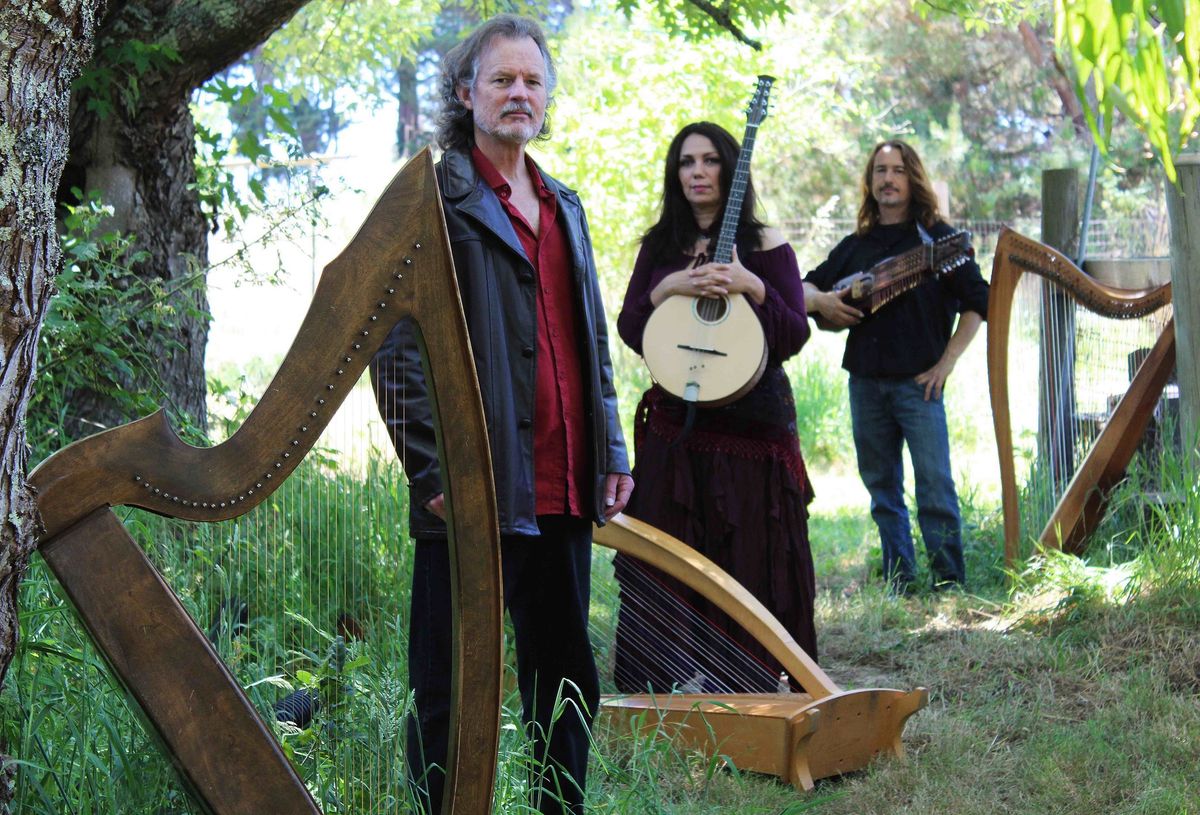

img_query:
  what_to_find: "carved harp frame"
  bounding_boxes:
[30,150,503,815]
[988,228,1175,568]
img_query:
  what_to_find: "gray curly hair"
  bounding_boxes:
[435,14,558,151]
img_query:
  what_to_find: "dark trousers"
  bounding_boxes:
[407,516,599,815]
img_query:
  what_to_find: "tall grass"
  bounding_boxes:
[7,343,1200,814]
[787,338,853,471]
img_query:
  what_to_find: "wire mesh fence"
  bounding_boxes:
[783,215,1172,277]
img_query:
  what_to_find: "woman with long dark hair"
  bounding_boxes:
[613,121,817,694]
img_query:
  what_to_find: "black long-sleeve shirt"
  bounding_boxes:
[805,220,989,378]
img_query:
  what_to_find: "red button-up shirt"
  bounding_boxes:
[472,147,589,517]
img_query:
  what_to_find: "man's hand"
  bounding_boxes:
[914,355,957,401]
[430,474,633,523]
[916,310,982,400]
[603,473,634,520]
[803,282,862,329]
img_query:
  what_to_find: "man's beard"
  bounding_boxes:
[479,102,543,144]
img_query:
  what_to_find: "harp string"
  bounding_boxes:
[368,342,796,700]
[1009,269,1173,544]
[590,552,791,695]
[72,367,417,813]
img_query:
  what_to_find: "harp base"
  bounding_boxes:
[600,686,927,791]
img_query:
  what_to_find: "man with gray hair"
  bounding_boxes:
[371,13,632,815]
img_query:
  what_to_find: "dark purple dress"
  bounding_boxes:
[613,241,818,694]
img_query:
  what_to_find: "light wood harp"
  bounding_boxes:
[593,516,927,790]
[988,228,1175,567]
[28,150,504,815]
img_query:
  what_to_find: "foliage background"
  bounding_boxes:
[6,0,1198,813]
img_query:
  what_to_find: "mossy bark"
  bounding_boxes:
[0,0,107,806]
[0,0,310,805]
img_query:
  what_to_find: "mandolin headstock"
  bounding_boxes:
[745,75,774,127]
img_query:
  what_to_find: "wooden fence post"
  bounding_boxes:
[1166,154,1200,457]
[1042,168,1081,256]
[1039,169,1081,488]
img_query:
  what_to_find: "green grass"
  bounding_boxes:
[585,444,1200,814]
[6,364,1200,814]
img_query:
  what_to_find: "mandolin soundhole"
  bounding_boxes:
[693,295,730,325]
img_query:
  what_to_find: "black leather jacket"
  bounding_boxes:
[371,147,629,538]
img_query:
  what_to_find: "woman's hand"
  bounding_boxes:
[649,249,765,306]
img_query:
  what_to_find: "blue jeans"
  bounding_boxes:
[848,375,966,589]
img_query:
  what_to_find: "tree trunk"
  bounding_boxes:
[0,0,108,805]
[1017,20,1088,139]
[3,0,310,804]
[58,0,311,438]
[63,89,212,435]
[395,57,422,159]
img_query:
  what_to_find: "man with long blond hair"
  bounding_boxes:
[803,141,988,594]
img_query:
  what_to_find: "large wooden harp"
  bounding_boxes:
[27,150,504,815]
[989,228,1175,567]
[593,516,928,791]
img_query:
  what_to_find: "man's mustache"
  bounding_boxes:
[501,102,535,117]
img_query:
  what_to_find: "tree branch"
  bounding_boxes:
[1017,19,1089,140]
[96,0,312,112]
[685,0,762,50]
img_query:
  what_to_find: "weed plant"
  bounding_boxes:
[787,339,853,470]
[30,192,208,456]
